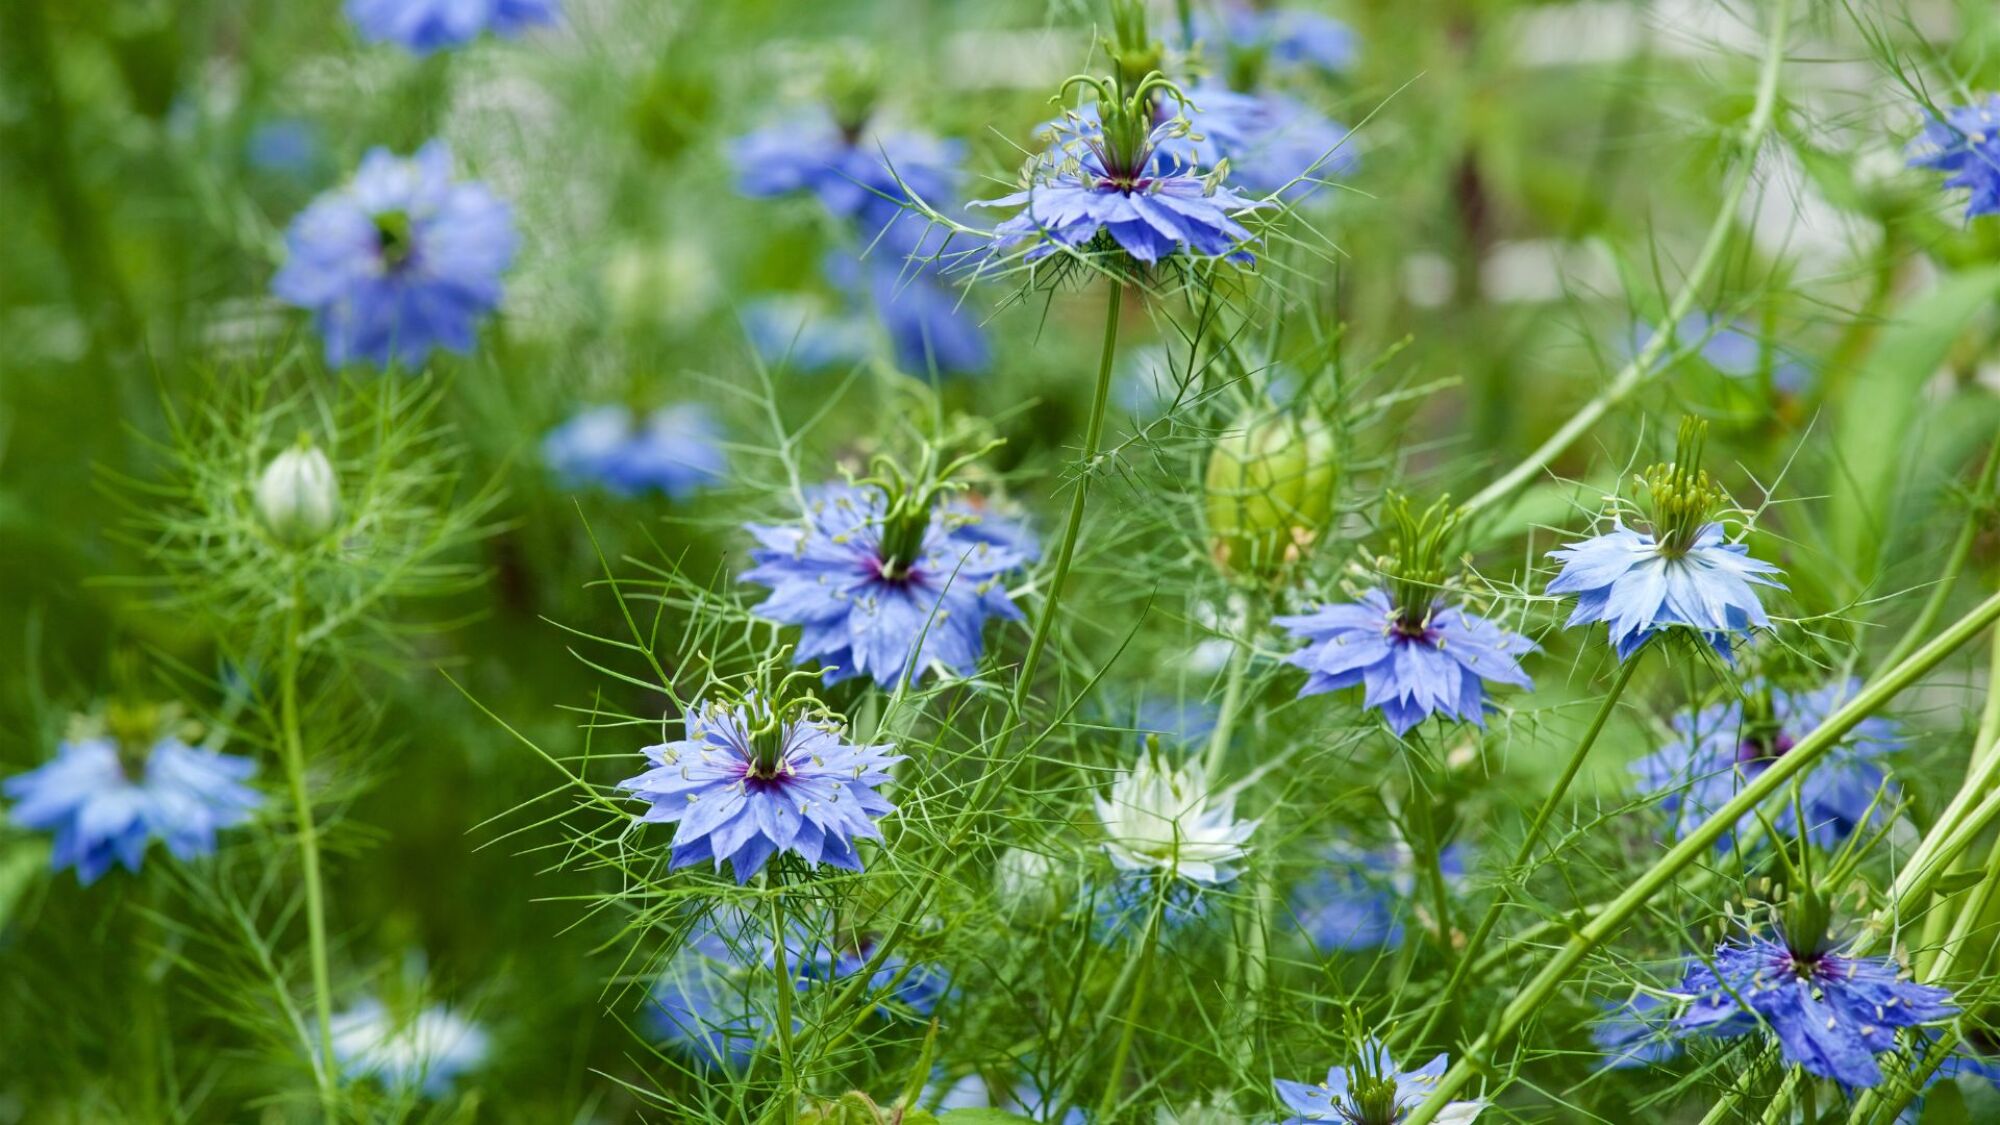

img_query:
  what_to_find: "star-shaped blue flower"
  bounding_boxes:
[1907,95,2000,222]
[1276,589,1535,735]
[1275,1039,1486,1123]
[1546,520,1783,659]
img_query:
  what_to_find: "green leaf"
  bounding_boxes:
[0,834,50,931]
[938,1111,1040,1125]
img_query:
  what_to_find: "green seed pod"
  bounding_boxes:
[1203,404,1338,582]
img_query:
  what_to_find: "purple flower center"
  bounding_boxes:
[1734,729,1795,765]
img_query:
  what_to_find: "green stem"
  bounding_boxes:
[280,570,338,1120]
[1411,655,1640,1048]
[1094,897,1162,1122]
[1202,599,1264,785]
[768,896,798,1125]
[1875,431,2000,677]
[1458,0,1793,523]
[1401,585,2000,1125]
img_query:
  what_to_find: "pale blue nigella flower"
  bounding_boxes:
[1291,840,1470,953]
[1275,1039,1486,1123]
[1545,420,1783,660]
[1629,314,1811,393]
[1199,4,1357,73]
[742,482,1029,688]
[742,295,875,374]
[616,696,901,883]
[649,914,808,1070]
[1591,994,1679,1069]
[1676,933,1955,1088]
[329,997,489,1097]
[346,0,557,55]
[6,731,261,885]
[729,109,963,253]
[542,403,726,499]
[273,141,516,369]
[1632,679,1900,849]
[1182,82,1354,198]
[1907,95,2000,221]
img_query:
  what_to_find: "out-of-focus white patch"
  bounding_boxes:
[203,297,291,356]
[941,29,1090,91]
[1740,143,1879,274]
[1513,2,1647,67]
[1480,238,1617,304]
[1401,252,1456,309]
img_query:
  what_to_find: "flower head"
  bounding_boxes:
[617,694,902,883]
[1906,95,2000,221]
[1591,994,1679,1070]
[1275,1040,1485,1124]
[330,997,489,1097]
[730,108,963,253]
[1094,751,1255,887]
[1277,496,1534,735]
[542,403,726,499]
[742,475,1029,688]
[974,76,1266,266]
[1676,931,1955,1088]
[1182,82,1354,198]
[1291,840,1470,953]
[346,0,557,54]
[649,913,806,1069]
[1199,4,1357,79]
[5,709,261,885]
[1633,679,1900,849]
[273,141,516,370]
[1546,419,1783,659]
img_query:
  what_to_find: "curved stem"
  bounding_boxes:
[1411,654,1640,1048]
[280,569,338,1120]
[1459,0,1793,522]
[1401,585,2000,1125]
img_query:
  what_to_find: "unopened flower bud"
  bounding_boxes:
[256,440,339,548]
[1203,405,1337,581]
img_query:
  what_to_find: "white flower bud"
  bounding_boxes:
[256,442,340,548]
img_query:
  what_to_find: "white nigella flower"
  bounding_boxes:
[256,440,340,548]
[1094,752,1256,886]
[330,997,490,1098]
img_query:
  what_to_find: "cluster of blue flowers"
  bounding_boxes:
[541,402,727,500]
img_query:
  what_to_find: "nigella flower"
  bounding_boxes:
[1183,83,1354,199]
[616,695,901,883]
[1906,95,2000,221]
[329,997,490,1097]
[742,480,1029,688]
[1291,840,1469,953]
[272,141,515,369]
[649,914,807,1070]
[1628,314,1811,394]
[743,295,875,374]
[866,261,992,376]
[813,942,952,1019]
[1276,492,1533,735]
[1200,3,1357,74]
[1095,751,1255,888]
[1633,679,1900,849]
[346,0,557,55]
[1591,994,1679,1070]
[1676,931,1956,1088]
[1545,419,1783,660]
[542,403,727,499]
[5,719,261,885]
[974,77,1267,265]
[1275,1040,1486,1124]
[730,108,964,250]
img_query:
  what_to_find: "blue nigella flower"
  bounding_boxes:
[6,726,261,885]
[743,295,876,374]
[1545,419,1783,660]
[616,695,902,883]
[1907,95,2000,222]
[328,997,490,1097]
[1200,3,1357,74]
[1275,1040,1487,1124]
[813,942,952,1020]
[346,0,558,55]
[246,119,323,178]
[1591,994,1679,1070]
[542,403,727,499]
[1629,314,1812,394]
[1183,83,1354,199]
[649,912,810,1070]
[1676,932,1955,1088]
[865,260,991,376]
[975,78,1266,265]
[273,141,516,370]
[742,481,1029,688]
[1632,679,1900,849]
[1291,840,1470,953]
[730,109,963,253]
[1277,589,1535,736]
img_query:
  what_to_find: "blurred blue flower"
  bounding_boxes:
[1184,83,1353,198]
[742,483,1029,688]
[1089,870,1219,944]
[346,0,558,54]
[1633,679,1900,849]
[1591,994,1678,1070]
[649,914,808,1069]
[329,997,489,1097]
[542,403,726,499]
[1907,95,2000,221]
[1629,315,1811,394]
[245,119,323,178]
[1276,589,1535,736]
[1676,933,1955,1089]
[729,110,963,252]
[1200,4,1357,74]
[1275,1039,1486,1123]
[1546,521,1783,660]
[5,733,260,885]
[1291,840,1470,953]
[743,295,875,374]
[273,141,515,369]
[814,943,952,1020]
[867,261,991,376]
[617,695,902,883]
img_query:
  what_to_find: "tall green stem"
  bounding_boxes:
[1095,896,1162,1122]
[1401,586,2000,1125]
[768,896,799,1125]
[1202,599,1264,785]
[280,569,338,1120]
[1411,655,1640,1048]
